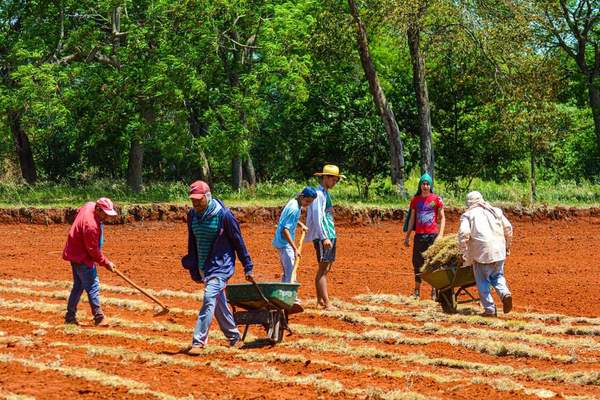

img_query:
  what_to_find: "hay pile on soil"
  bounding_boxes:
[420,234,463,274]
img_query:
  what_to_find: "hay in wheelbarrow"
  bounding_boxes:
[420,234,464,274]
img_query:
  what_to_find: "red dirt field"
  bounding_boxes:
[1,214,600,399]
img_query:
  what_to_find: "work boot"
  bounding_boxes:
[183,345,204,356]
[502,295,513,314]
[94,316,110,327]
[64,317,79,326]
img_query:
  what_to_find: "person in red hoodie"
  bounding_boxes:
[62,197,117,326]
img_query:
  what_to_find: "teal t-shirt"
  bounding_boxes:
[323,190,336,239]
[272,199,301,249]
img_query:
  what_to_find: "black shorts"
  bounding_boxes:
[313,238,337,263]
[412,234,437,282]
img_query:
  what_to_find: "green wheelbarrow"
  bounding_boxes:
[226,277,302,344]
[419,265,479,314]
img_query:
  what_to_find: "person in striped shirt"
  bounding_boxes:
[181,181,253,355]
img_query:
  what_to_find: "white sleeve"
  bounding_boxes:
[500,210,513,249]
[307,191,326,240]
[458,213,471,256]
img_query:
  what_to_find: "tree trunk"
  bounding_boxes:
[127,100,154,192]
[530,136,536,203]
[184,98,212,185]
[588,77,600,156]
[8,110,37,184]
[232,158,243,190]
[243,156,256,187]
[198,149,212,185]
[407,21,434,177]
[126,137,144,192]
[347,0,406,197]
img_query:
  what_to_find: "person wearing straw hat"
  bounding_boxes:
[181,180,253,355]
[62,197,117,326]
[306,164,345,309]
[458,191,513,317]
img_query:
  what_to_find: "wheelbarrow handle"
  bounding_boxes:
[247,276,278,310]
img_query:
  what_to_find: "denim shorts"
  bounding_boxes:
[313,238,337,263]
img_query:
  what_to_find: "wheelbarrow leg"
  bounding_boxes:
[241,324,249,342]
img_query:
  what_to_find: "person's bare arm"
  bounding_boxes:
[436,207,446,240]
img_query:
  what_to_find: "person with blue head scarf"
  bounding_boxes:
[403,172,446,299]
[273,187,318,283]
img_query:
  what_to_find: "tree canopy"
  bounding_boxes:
[1,0,599,196]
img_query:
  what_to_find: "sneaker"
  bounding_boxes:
[183,345,204,356]
[502,295,513,314]
[413,289,420,299]
[64,318,79,326]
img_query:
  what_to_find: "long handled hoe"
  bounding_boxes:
[112,267,170,316]
[290,222,308,283]
[288,222,308,315]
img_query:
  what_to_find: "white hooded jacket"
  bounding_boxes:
[458,194,513,265]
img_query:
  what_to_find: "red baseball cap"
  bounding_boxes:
[96,197,117,216]
[189,180,210,199]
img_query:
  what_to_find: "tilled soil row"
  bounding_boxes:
[0,313,581,400]
[1,290,600,395]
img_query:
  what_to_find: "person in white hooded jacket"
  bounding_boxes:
[458,191,513,316]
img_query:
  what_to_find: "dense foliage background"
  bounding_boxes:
[1,0,599,203]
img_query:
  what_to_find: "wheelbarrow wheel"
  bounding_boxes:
[438,289,457,314]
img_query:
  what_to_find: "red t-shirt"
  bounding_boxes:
[410,194,444,234]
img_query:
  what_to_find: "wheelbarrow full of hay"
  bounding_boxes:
[226,278,302,344]
[419,265,479,314]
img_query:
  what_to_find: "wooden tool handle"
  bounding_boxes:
[113,267,169,310]
[290,223,308,283]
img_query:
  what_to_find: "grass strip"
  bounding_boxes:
[0,312,461,387]
[0,288,593,362]
[7,277,598,334]
[307,306,600,352]
[0,278,202,301]
[294,324,576,362]
[34,340,435,400]
[0,391,36,400]
[282,338,600,387]
[2,313,598,389]
[355,294,600,326]
[0,352,190,400]
[0,286,197,316]
[320,297,600,337]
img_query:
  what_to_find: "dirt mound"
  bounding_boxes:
[0,203,599,225]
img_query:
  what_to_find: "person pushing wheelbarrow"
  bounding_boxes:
[181,180,253,355]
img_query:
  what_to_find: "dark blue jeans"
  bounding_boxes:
[66,262,103,322]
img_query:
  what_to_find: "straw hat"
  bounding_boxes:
[314,164,345,179]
